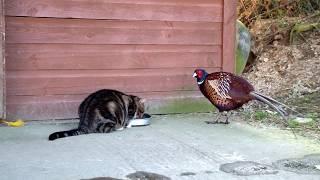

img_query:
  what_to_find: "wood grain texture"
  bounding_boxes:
[6,17,222,45]
[222,0,237,73]
[6,0,223,22]
[6,91,207,120]
[0,0,5,118]
[7,68,219,96]
[4,0,237,120]
[6,44,221,70]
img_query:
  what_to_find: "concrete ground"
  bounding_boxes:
[0,113,320,180]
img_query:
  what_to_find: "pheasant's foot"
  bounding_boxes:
[205,120,229,124]
[222,121,229,124]
[224,118,230,124]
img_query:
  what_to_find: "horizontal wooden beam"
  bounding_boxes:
[6,0,223,22]
[7,91,214,120]
[7,68,220,96]
[6,17,222,45]
[6,44,221,70]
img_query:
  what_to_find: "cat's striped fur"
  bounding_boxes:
[48,89,145,141]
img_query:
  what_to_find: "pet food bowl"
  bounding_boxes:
[128,113,151,127]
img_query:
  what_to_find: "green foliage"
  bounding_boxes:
[288,120,301,128]
[288,117,317,129]
[290,22,320,44]
[306,112,319,119]
[253,111,269,121]
[238,0,320,27]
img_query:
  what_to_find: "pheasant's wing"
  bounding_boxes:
[206,76,232,100]
[228,75,254,101]
[206,73,254,101]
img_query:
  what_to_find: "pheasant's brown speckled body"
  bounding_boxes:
[193,69,299,126]
[194,69,299,137]
[198,72,254,112]
[193,68,298,121]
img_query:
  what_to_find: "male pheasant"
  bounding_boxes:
[193,69,297,124]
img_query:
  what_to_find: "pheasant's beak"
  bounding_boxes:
[193,72,197,78]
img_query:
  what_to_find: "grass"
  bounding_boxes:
[244,109,279,121]
[287,112,319,129]
[253,110,269,121]
[239,92,320,140]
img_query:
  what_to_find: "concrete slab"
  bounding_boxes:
[0,113,320,180]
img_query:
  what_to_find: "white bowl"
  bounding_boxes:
[127,114,151,127]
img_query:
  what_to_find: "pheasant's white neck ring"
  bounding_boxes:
[197,80,204,85]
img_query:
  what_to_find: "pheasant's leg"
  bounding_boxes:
[223,111,230,124]
[206,112,230,124]
[205,113,222,124]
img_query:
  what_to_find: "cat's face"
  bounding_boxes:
[133,96,145,119]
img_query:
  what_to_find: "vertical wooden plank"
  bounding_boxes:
[0,0,5,118]
[222,0,237,73]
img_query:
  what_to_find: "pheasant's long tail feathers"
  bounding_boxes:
[48,128,88,141]
[250,91,287,118]
[250,91,297,138]
[251,92,303,117]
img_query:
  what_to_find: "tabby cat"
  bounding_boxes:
[48,89,145,141]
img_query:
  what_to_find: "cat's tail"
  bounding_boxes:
[48,128,88,141]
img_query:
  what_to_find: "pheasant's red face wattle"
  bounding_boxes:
[193,69,208,85]
[196,70,203,79]
[193,69,203,79]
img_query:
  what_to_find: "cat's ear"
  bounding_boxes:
[139,98,146,104]
[133,96,145,103]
